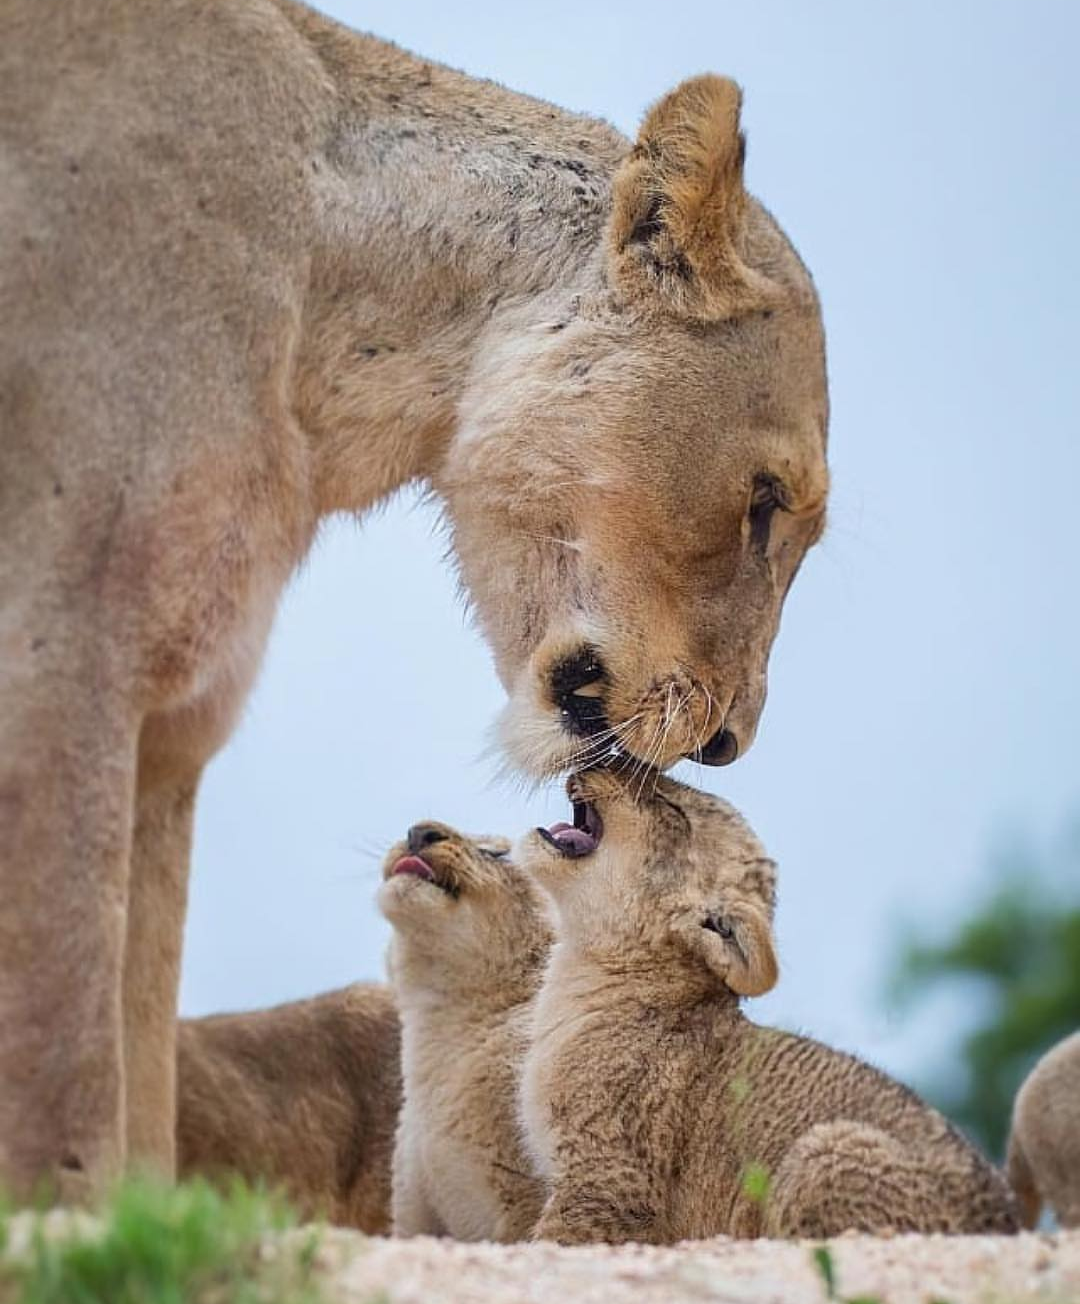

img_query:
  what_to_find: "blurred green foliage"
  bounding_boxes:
[0,1178,322,1304]
[889,818,1080,1159]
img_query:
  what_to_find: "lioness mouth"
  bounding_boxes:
[537,800,603,858]
[390,855,459,896]
[552,649,610,739]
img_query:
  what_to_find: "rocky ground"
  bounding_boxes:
[309,1228,1080,1304]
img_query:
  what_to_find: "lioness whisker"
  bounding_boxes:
[633,693,671,801]
[513,532,583,554]
[566,713,644,771]
[673,688,695,766]
[649,685,689,800]
[696,684,722,757]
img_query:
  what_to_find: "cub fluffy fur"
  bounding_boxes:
[378,823,550,1241]
[2,0,829,1199]
[177,983,399,1232]
[1006,1031,1080,1229]
[520,769,1019,1244]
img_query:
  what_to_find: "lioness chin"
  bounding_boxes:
[1,0,827,1198]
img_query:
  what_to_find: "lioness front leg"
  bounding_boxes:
[0,658,138,1203]
[122,762,200,1175]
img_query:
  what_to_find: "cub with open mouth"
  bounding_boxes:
[519,768,1019,1244]
[378,821,550,1241]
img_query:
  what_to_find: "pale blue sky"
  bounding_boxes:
[180,1,1079,1089]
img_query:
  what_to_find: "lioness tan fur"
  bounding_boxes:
[1,0,828,1200]
[378,823,550,1241]
[519,769,1019,1244]
[1006,1031,1080,1229]
[176,982,400,1232]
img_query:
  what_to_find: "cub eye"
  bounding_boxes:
[479,846,509,860]
[703,914,734,939]
[748,474,788,552]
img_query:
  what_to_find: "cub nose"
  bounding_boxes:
[407,823,451,854]
[695,727,739,767]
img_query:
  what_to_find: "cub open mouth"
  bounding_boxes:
[390,855,457,895]
[537,800,604,858]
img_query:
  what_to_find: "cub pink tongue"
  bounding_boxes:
[544,822,598,856]
[392,855,435,880]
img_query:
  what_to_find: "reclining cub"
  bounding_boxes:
[378,821,551,1241]
[177,983,400,1232]
[520,769,1020,1243]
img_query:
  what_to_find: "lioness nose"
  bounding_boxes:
[407,823,450,854]
[695,727,739,767]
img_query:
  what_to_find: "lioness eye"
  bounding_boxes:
[703,914,734,939]
[748,474,788,552]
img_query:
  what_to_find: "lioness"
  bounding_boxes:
[177,983,400,1232]
[378,822,550,1242]
[519,769,1019,1243]
[0,0,828,1199]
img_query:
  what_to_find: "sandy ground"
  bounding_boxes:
[309,1228,1080,1304]
[6,1214,1078,1302]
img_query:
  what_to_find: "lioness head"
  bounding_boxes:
[377,821,551,991]
[438,77,828,778]
[521,767,778,999]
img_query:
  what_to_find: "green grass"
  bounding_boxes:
[0,1178,324,1304]
[810,1244,956,1304]
[812,1245,839,1298]
[740,1162,771,1205]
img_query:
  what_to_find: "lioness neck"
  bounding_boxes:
[280,1,626,514]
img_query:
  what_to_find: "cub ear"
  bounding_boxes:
[607,74,774,321]
[699,902,778,997]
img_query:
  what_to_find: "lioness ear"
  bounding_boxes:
[608,75,774,320]
[699,903,778,997]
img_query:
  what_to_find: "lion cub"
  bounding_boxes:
[519,769,1019,1244]
[177,983,400,1232]
[1007,1031,1080,1228]
[378,821,551,1241]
